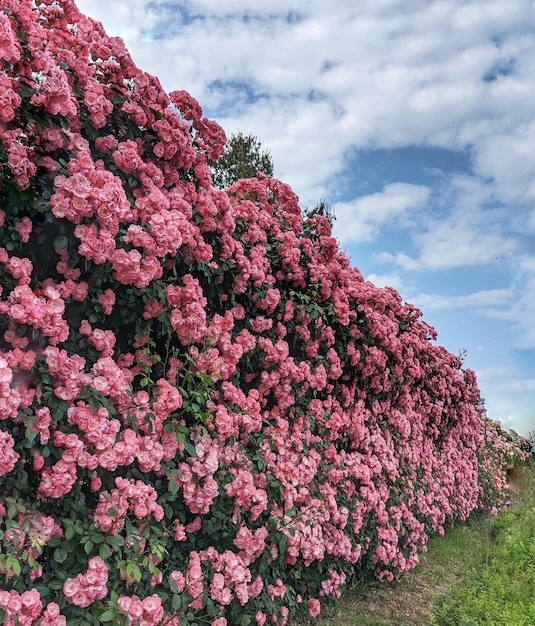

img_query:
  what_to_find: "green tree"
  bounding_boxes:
[213,132,336,227]
[211,131,274,188]
[304,198,336,226]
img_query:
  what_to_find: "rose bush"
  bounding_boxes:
[0,1,530,624]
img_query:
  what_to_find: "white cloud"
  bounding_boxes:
[332,183,430,243]
[365,272,405,291]
[78,0,535,211]
[484,255,535,349]
[475,364,535,436]
[377,210,516,270]
[375,172,519,270]
[411,288,513,313]
[77,1,159,42]
[475,124,535,205]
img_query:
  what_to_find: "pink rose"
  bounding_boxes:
[308,598,321,618]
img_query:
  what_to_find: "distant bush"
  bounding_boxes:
[477,421,532,513]
[0,1,529,624]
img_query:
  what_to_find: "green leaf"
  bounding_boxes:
[26,427,38,443]
[48,579,64,591]
[6,556,21,576]
[284,507,297,517]
[185,442,196,457]
[148,562,161,578]
[126,563,142,583]
[65,525,75,541]
[28,556,40,570]
[277,534,287,555]
[99,610,117,622]
[106,535,125,549]
[53,548,68,564]
[53,235,69,249]
[99,543,111,559]
[88,395,101,412]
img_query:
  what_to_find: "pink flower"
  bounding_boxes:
[0,431,20,476]
[174,521,187,542]
[90,472,102,492]
[267,579,286,601]
[255,612,267,626]
[97,288,116,315]
[0,12,21,64]
[40,602,67,626]
[63,557,109,608]
[169,570,185,593]
[93,477,164,534]
[32,452,45,471]
[308,598,321,618]
[14,217,32,243]
[117,594,164,625]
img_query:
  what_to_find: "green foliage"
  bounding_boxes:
[211,132,274,188]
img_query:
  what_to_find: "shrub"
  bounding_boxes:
[0,1,530,624]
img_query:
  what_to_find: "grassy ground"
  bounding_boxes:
[297,459,535,626]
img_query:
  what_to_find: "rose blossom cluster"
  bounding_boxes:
[0,1,531,625]
[93,477,164,535]
[174,435,221,514]
[117,594,173,626]
[201,547,264,607]
[0,281,69,346]
[0,430,19,475]
[63,556,109,608]
[0,590,65,626]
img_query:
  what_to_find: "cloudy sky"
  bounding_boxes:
[77,0,535,438]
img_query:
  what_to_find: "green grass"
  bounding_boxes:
[296,459,535,626]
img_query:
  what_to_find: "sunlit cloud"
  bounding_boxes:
[411,288,513,313]
[333,183,431,244]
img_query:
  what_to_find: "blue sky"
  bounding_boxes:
[78,0,535,437]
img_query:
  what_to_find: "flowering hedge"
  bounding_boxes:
[0,1,530,624]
